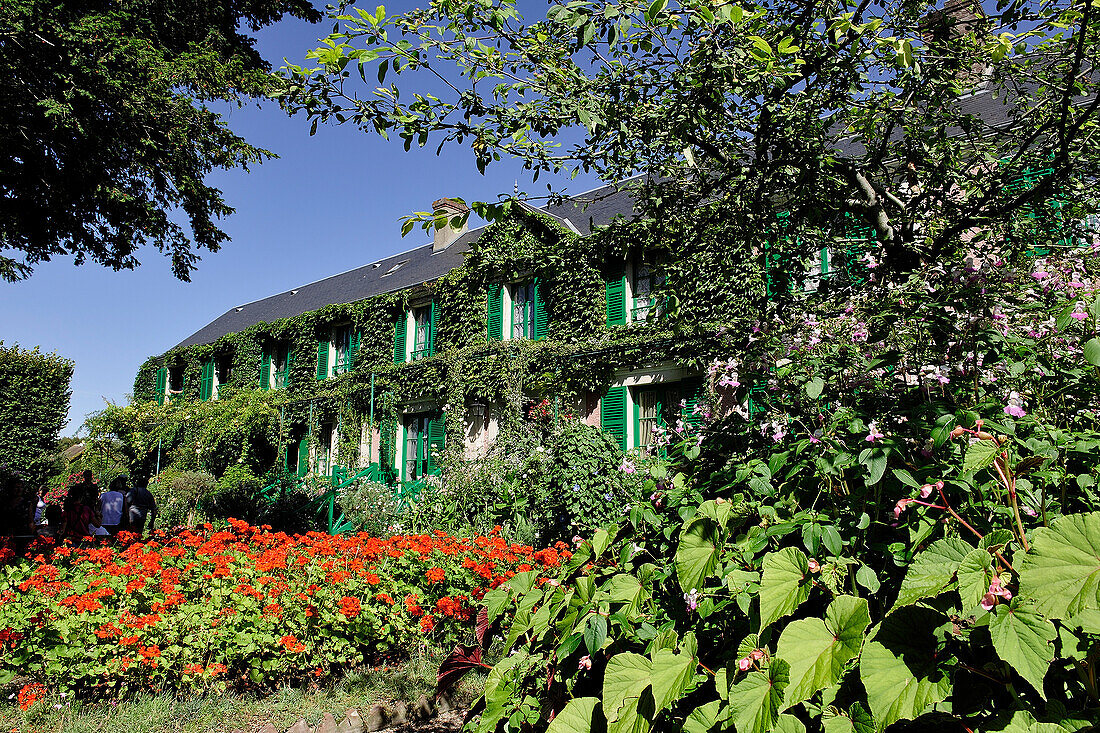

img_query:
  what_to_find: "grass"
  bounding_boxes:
[2,647,484,733]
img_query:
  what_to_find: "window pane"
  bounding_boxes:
[637,389,660,448]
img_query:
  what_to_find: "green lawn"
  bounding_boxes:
[2,650,481,733]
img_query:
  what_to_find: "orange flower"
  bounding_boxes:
[139,644,161,659]
[280,635,306,653]
[425,567,446,583]
[338,596,361,618]
[17,682,44,711]
[419,615,436,633]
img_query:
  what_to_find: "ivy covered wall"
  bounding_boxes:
[126,205,767,478]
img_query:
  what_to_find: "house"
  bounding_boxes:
[135,181,750,485]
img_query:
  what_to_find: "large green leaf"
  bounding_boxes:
[893,537,974,608]
[859,606,952,731]
[683,700,722,733]
[956,549,994,612]
[759,547,812,630]
[774,713,807,733]
[547,697,601,733]
[730,660,790,733]
[1083,338,1100,367]
[777,595,870,708]
[603,653,651,727]
[649,646,697,711]
[964,440,1000,473]
[676,516,721,594]
[1018,512,1100,620]
[988,599,1056,697]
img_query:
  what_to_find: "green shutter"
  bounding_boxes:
[316,340,330,380]
[200,360,214,401]
[155,366,167,406]
[600,386,628,451]
[260,353,271,391]
[428,300,438,356]
[284,349,293,389]
[426,415,446,475]
[393,315,407,364]
[348,332,361,371]
[297,438,310,477]
[379,421,396,478]
[605,268,626,326]
[486,285,503,342]
[532,278,548,340]
[682,380,707,428]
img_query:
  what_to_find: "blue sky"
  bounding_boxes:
[0,3,602,435]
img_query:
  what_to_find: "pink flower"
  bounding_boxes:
[1032,271,1050,280]
[1070,311,1088,321]
[893,498,913,519]
[807,558,820,573]
[578,655,592,671]
[919,484,933,499]
[738,657,752,672]
[750,649,765,660]
[619,457,636,474]
[1004,404,1026,418]
[865,421,884,442]
[981,577,1012,610]
[1022,505,1038,517]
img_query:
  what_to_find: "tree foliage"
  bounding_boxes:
[0,343,73,485]
[283,0,1100,270]
[0,0,321,282]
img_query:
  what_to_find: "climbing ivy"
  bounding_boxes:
[118,205,761,481]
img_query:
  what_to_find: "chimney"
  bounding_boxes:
[920,0,988,46]
[432,198,469,253]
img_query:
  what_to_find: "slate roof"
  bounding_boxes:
[172,183,638,350]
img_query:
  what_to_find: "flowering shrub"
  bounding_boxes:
[0,520,568,697]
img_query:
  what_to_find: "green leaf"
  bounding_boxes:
[683,700,722,733]
[607,573,646,613]
[777,595,870,708]
[1018,512,1100,620]
[956,549,993,611]
[964,440,1000,473]
[859,606,952,731]
[547,697,600,733]
[988,599,1056,696]
[774,714,806,733]
[758,547,812,630]
[603,653,651,726]
[649,646,697,711]
[892,468,920,488]
[1083,338,1100,367]
[592,527,613,558]
[822,704,875,733]
[647,0,668,20]
[894,537,974,608]
[806,377,824,399]
[855,565,880,593]
[1055,302,1075,331]
[584,613,607,654]
[730,659,789,733]
[676,516,720,594]
[861,447,888,486]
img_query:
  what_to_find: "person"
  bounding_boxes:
[37,505,62,538]
[125,480,158,535]
[61,472,96,538]
[34,487,47,526]
[100,476,127,534]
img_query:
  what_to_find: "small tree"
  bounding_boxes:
[0,343,73,486]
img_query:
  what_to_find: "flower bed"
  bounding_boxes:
[0,520,569,698]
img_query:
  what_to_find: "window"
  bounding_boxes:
[631,264,666,323]
[317,423,333,477]
[634,384,683,450]
[167,366,184,403]
[402,412,444,482]
[410,302,436,360]
[261,345,291,390]
[272,347,291,389]
[332,325,358,376]
[511,281,536,339]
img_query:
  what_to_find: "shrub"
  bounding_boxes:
[0,343,73,487]
[152,469,216,527]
